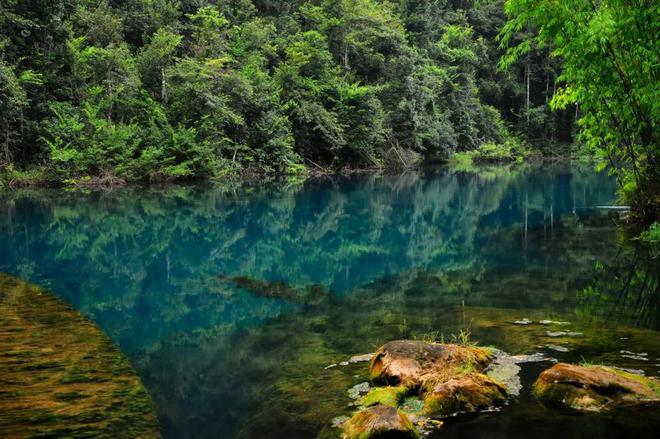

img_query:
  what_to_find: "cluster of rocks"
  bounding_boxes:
[335,340,660,439]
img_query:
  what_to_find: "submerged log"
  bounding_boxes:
[217,274,331,305]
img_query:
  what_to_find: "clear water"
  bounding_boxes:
[1,163,658,438]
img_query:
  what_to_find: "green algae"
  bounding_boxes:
[0,273,161,438]
[361,386,409,408]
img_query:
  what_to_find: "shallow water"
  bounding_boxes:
[1,163,658,438]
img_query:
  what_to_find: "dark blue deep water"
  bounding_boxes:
[1,163,659,438]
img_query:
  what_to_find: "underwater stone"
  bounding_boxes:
[0,273,160,438]
[534,363,660,413]
[341,404,421,439]
[544,345,570,353]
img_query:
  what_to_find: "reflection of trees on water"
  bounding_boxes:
[0,164,619,354]
[578,244,659,329]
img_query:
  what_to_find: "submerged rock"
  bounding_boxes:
[534,363,660,413]
[0,273,160,438]
[341,404,421,439]
[544,344,570,353]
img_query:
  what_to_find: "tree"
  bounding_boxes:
[500,0,660,220]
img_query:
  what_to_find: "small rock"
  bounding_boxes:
[539,320,570,326]
[349,353,374,363]
[331,415,349,428]
[513,318,533,325]
[546,331,567,337]
[566,332,583,337]
[612,366,645,376]
[621,354,649,361]
[324,363,337,370]
[348,382,370,399]
[511,352,557,363]
[620,350,647,356]
[544,345,570,353]
[340,361,349,366]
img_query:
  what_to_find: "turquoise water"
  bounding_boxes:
[1,163,659,438]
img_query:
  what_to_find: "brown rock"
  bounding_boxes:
[534,363,660,413]
[369,340,494,386]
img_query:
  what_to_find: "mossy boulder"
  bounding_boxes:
[534,363,660,413]
[366,340,508,419]
[341,404,421,439]
[369,340,494,386]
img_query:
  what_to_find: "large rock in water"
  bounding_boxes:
[341,404,420,439]
[370,340,494,386]
[367,340,507,419]
[534,363,660,413]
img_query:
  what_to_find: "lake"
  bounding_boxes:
[1,163,658,438]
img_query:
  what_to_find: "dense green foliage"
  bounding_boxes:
[0,0,572,182]
[500,0,659,220]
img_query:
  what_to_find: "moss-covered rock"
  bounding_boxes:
[534,362,660,413]
[341,404,421,439]
[0,273,161,438]
[364,340,508,420]
[422,373,507,417]
[369,340,494,386]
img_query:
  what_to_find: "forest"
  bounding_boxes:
[0,0,658,219]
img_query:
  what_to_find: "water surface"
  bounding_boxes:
[1,163,658,438]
